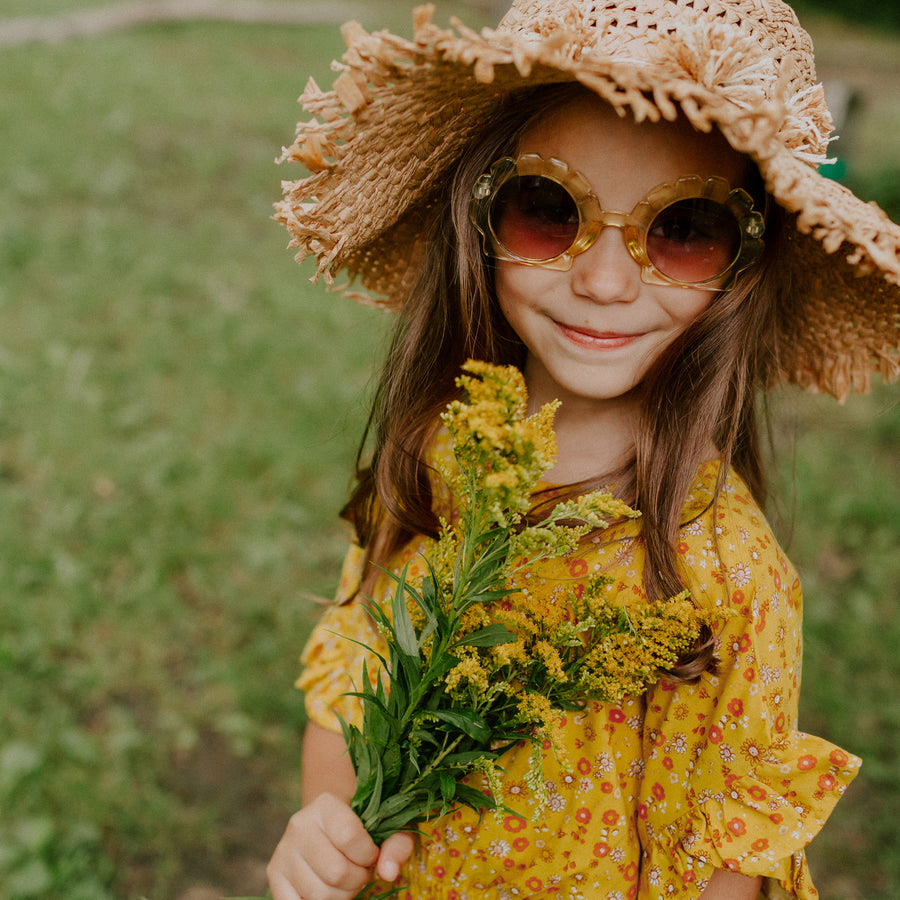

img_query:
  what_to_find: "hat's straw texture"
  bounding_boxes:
[276,0,900,400]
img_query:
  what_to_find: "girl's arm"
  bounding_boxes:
[300,721,357,805]
[700,869,762,899]
[267,722,414,900]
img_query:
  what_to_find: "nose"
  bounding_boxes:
[570,226,641,305]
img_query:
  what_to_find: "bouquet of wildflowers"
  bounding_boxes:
[341,360,717,868]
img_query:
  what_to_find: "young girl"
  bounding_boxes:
[267,1,900,897]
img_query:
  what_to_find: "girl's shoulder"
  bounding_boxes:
[682,459,774,536]
[577,458,797,611]
[676,460,799,611]
[592,458,780,549]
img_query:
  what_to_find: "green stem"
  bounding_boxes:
[403,732,465,790]
[364,732,466,834]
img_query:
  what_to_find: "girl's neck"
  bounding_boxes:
[526,387,641,486]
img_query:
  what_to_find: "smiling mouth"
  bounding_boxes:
[555,321,644,349]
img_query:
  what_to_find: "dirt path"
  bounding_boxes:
[0,0,379,47]
[0,0,507,47]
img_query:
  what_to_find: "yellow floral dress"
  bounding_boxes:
[298,449,860,900]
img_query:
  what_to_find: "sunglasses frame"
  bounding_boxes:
[469,153,766,290]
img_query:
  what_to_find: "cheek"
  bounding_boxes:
[494,265,527,330]
[666,288,716,330]
[494,261,559,312]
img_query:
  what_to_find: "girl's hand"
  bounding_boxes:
[267,792,414,900]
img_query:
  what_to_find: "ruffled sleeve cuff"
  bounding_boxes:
[296,544,389,733]
[640,731,861,898]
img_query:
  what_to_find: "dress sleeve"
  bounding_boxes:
[637,479,861,899]
[295,543,389,733]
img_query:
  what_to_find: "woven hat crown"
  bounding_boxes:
[494,0,831,161]
[501,0,817,100]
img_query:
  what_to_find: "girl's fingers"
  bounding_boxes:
[376,831,416,882]
[269,858,365,900]
[268,845,372,900]
[267,795,380,900]
[267,869,302,900]
[313,794,380,868]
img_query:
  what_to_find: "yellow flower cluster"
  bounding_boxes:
[441,360,559,528]
[445,654,491,694]
[445,576,716,706]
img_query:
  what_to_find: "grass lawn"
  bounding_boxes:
[0,3,897,898]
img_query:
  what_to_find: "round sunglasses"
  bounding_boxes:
[469,154,766,290]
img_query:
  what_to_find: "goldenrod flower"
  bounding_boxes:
[446,653,490,695]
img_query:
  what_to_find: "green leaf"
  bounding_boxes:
[392,652,420,704]
[402,743,422,779]
[344,689,392,721]
[345,669,396,741]
[360,751,385,826]
[411,564,440,638]
[367,789,444,840]
[423,652,459,683]
[381,739,402,791]
[367,695,394,748]
[382,666,407,720]
[371,789,423,821]
[334,711,355,755]
[439,772,457,805]
[474,587,516,603]
[352,883,406,900]
[335,632,391,675]
[371,805,433,842]
[453,782,496,811]
[359,596,392,630]
[409,728,441,747]
[442,749,499,768]
[432,708,491,743]
[350,739,378,811]
[452,623,517,648]
[454,587,515,616]
[391,567,420,660]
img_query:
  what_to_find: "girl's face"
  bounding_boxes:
[494,94,749,416]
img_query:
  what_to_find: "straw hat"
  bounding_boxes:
[275,0,900,401]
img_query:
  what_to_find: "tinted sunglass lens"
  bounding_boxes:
[491,175,579,262]
[646,198,741,284]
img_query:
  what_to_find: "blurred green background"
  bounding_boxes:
[0,1,897,898]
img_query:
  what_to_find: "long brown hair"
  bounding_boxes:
[342,84,787,677]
